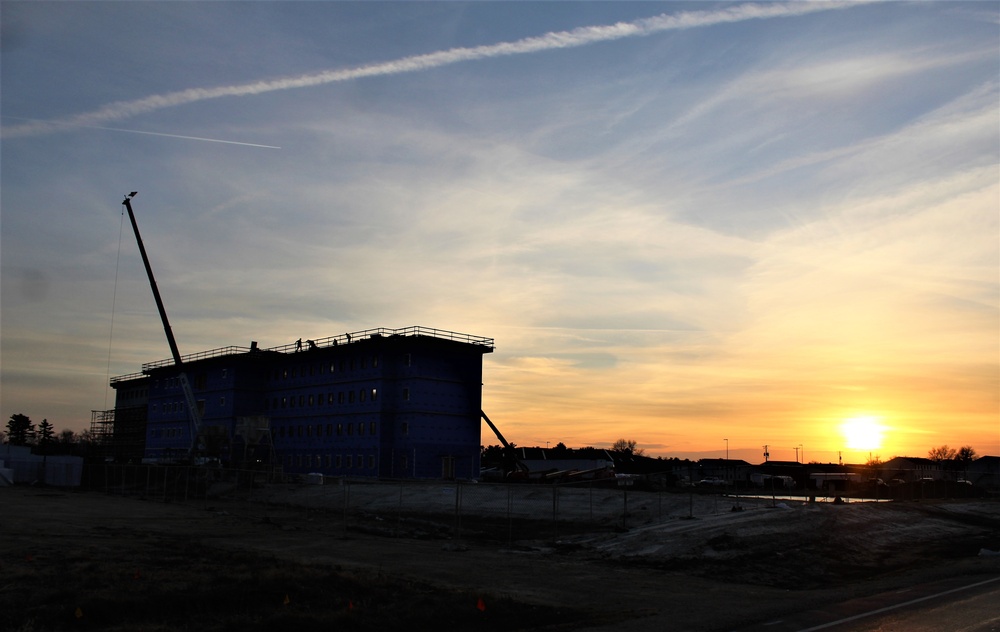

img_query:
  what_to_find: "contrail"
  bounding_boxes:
[93,126,281,149]
[1,1,861,139]
[1,117,280,148]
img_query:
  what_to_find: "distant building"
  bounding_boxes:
[697,458,752,485]
[104,326,493,479]
[881,456,945,482]
[964,455,1000,491]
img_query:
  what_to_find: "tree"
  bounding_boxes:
[6,413,35,446]
[611,439,645,456]
[956,445,977,463]
[480,444,504,469]
[58,429,78,444]
[37,419,55,445]
[928,445,957,462]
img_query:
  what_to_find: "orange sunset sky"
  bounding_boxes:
[2,2,998,462]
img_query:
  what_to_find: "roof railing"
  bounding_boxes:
[128,326,493,376]
[264,326,494,354]
[141,345,253,372]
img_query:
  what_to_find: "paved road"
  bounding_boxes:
[737,574,1000,632]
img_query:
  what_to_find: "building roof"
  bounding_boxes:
[112,325,494,382]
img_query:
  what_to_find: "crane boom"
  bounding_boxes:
[122,192,204,459]
[481,410,528,473]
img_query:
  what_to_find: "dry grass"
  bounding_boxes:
[1,534,585,632]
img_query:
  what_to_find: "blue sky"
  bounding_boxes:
[2,1,997,462]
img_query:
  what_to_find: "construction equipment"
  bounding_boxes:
[481,410,529,477]
[121,192,208,462]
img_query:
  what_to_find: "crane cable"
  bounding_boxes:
[103,203,127,411]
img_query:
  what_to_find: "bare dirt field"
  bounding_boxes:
[2,483,999,631]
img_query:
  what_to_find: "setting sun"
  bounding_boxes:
[840,416,885,451]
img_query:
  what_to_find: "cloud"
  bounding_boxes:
[1,1,861,139]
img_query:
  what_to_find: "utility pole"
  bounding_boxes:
[794,446,800,463]
[763,445,769,462]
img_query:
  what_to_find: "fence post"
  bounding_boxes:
[589,482,595,523]
[454,481,462,541]
[623,487,629,530]
[343,480,350,536]
[396,481,403,538]
[507,484,514,547]
[552,485,559,539]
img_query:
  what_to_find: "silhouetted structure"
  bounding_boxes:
[104,326,493,479]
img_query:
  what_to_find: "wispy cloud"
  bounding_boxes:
[1,1,860,139]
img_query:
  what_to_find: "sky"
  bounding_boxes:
[2,1,997,464]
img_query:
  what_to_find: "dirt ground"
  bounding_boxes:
[2,484,999,631]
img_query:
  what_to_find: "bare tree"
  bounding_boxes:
[956,445,977,463]
[611,438,645,456]
[928,445,957,462]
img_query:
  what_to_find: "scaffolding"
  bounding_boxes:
[90,407,146,462]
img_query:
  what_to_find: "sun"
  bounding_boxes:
[840,416,884,450]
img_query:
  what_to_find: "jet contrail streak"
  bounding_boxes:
[90,125,281,148]
[2,116,280,148]
[1,1,863,139]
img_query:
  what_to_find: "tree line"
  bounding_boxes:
[3,413,90,447]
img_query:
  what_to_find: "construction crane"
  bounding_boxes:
[121,192,207,462]
[481,410,529,477]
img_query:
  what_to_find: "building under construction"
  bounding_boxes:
[101,326,493,479]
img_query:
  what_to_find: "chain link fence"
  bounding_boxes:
[81,465,991,545]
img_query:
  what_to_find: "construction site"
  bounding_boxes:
[4,193,998,630]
